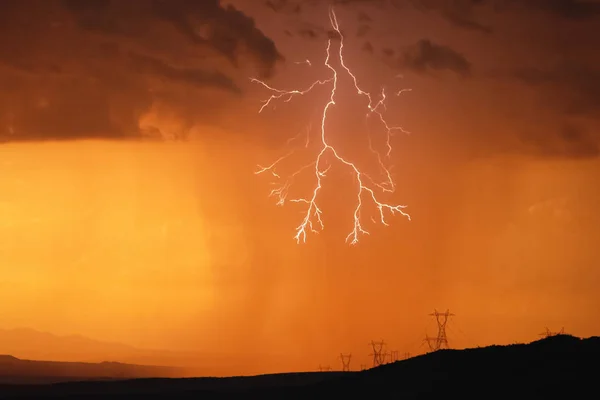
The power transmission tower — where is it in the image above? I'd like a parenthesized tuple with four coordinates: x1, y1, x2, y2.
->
(539, 327, 565, 338)
(369, 340, 386, 367)
(318, 364, 332, 372)
(339, 353, 352, 372)
(403, 352, 411, 359)
(390, 350, 399, 362)
(428, 309, 454, 350)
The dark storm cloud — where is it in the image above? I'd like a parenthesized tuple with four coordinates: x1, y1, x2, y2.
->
(407, 0, 600, 33)
(264, 0, 489, 34)
(63, 0, 282, 76)
(271, 0, 600, 34)
(509, 63, 600, 160)
(556, 124, 599, 159)
(333, 0, 384, 4)
(128, 53, 242, 94)
(520, 123, 599, 159)
(499, 0, 600, 19)
(0, 0, 282, 142)
(260, 0, 599, 161)
(390, 39, 472, 77)
(266, 0, 600, 19)
(407, 0, 493, 34)
(512, 65, 600, 117)
(266, 0, 388, 14)
(262, 0, 381, 43)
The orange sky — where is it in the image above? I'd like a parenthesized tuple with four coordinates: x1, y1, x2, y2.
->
(1, 137, 598, 373)
(0, 0, 599, 375)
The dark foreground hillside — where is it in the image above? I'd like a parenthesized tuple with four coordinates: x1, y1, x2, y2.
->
(0, 335, 597, 399)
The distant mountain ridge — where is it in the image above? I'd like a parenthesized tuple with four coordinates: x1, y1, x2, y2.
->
(0, 354, 183, 384)
(0, 328, 158, 364)
(0, 328, 299, 377)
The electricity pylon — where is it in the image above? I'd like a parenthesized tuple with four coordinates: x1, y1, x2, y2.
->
(428, 309, 454, 350)
(339, 353, 351, 372)
(369, 340, 386, 367)
(539, 327, 565, 338)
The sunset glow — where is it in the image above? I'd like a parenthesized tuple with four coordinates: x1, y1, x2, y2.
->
(0, 0, 598, 378)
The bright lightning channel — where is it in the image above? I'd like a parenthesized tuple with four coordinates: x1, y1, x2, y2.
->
(252, 7, 411, 245)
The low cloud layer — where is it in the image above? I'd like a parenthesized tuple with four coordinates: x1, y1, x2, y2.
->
(388, 39, 472, 77)
(0, 0, 282, 142)
(519, 123, 599, 159)
(512, 64, 600, 117)
(268, 0, 600, 35)
(0, 0, 597, 160)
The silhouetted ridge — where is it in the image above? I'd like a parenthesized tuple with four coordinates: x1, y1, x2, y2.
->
(548, 333, 599, 344)
(0, 336, 598, 398)
(0, 356, 184, 385)
(302, 334, 600, 397)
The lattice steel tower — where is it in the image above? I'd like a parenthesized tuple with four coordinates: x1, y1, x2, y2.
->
(369, 340, 386, 367)
(428, 309, 454, 350)
(340, 353, 352, 372)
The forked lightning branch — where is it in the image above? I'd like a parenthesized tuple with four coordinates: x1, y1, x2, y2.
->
(252, 7, 412, 245)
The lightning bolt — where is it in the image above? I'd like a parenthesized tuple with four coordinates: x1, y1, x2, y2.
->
(252, 7, 411, 245)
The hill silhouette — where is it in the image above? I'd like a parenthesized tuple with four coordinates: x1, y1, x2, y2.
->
(0, 355, 184, 384)
(0, 334, 596, 399)
(0, 328, 270, 376)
